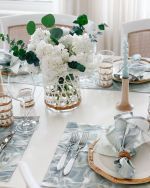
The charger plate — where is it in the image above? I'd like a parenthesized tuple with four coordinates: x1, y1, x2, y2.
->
(113, 59, 150, 84)
(88, 140, 150, 184)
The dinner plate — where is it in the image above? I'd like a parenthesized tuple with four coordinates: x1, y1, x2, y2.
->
(88, 141, 150, 184)
(113, 59, 150, 84)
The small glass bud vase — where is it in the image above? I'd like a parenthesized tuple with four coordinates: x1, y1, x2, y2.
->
(147, 96, 150, 122)
(0, 95, 14, 127)
(43, 73, 81, 112)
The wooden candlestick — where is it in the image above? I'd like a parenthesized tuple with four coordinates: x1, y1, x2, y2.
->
(116, 78, 133, 111)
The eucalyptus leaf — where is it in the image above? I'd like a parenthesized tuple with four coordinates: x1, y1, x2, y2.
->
(26, 21, 36, 35)
(50, 28, 63, 40)
(98, 23, 108, 31)
(26, 51, 40, 66)
(50, 36, 59, 45)
(17, 40, 24, 45)
(18, 48, 26, 60)
(68, 61, 85, 72)
(73, 14, 88, 26)
(41, 14, 55, 28)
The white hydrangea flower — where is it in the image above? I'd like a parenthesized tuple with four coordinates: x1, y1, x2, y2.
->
(28, 28, 50, 52)
(27, 27, 94, 79)
(72, 33, 93, 54)
(59, 34, 73, 50)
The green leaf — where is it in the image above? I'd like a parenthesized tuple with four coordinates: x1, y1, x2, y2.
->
(70, 26, 83, 36)
(13, 50, 19, 57)
(41, 14, 55, 28)
(68, 61, 86, 72)
(17, 40, 24, 45)
(50, 36, 59, 45)
(50, 28, 63, 40)
(26, 51, 40, 66)
(73, 14, 88, 26)
(26, 21, 36, 35)
(18, 48, 26, 60)
(76, 63, 85, 72)
(11, 45, 18, 52)
(98, 23, 108, 31)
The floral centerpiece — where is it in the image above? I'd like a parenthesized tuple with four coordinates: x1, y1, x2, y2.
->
(0, 14, 106, 111)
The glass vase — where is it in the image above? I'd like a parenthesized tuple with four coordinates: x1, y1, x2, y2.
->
(43, 73, 81, 112)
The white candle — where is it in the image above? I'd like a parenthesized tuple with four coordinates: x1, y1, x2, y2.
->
(122, 39, 129, 78)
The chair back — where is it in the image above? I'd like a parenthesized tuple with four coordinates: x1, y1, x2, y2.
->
(121, 19, 150, 58)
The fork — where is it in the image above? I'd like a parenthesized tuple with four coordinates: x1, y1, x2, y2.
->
(56, 131, 78, 170)
(63, 132, 89, 175)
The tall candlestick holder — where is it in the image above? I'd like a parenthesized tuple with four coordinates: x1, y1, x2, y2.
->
(116, 78, 133, 111)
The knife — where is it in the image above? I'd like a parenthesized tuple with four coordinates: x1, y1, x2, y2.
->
(0, 132, 15, 153)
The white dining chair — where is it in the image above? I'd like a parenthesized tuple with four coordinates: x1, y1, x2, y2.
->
(19, 161, 41, 188)
(0, 13, 94, 49)
(121, 19, 150, 58)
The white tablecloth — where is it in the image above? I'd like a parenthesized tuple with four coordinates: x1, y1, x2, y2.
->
(0, 86, 149, 188)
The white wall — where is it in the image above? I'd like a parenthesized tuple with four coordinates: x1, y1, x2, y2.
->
(0, 0, 59, 14)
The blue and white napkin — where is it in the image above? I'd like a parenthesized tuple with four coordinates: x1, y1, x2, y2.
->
(94, 114, 150, 179)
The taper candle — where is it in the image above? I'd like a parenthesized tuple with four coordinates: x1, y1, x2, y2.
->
(122, 39, 129, 78)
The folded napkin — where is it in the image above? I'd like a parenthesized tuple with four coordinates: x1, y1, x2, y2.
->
(94, 114, 150, 179)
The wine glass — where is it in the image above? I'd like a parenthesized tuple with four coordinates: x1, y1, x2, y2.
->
(7, 74, 37, 135)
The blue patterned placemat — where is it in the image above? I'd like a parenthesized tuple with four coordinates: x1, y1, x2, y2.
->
(0, 116, 39, 182)
(3, 72, 150, 93)
(42, 122, 150, 188)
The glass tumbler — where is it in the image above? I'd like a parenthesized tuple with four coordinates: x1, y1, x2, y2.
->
(99, 50, 114, 88)
(0, 95, 14, 127)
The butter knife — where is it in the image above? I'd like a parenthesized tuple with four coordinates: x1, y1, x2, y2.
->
(0, 132, 14, 153)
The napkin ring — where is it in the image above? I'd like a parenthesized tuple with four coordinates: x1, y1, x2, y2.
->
(119, 150, 131, 160)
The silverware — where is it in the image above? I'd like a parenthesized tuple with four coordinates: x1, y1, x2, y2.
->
(56, 131, 78, 171)
(0, 131, 15, 153)
(63, 132, 89, 175)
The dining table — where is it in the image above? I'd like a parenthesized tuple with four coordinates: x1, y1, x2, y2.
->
(0, 83, 149, 188)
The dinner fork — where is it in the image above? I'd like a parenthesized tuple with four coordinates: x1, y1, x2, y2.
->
(63, 132, 89, 175)
(56, 131, 78, 171)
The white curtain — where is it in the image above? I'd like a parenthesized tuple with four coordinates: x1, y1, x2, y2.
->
(59, 0, 150, 55)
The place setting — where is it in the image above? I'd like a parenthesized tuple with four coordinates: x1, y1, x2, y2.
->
(41, 111, 150, 188)
(113, 53, 150, 84)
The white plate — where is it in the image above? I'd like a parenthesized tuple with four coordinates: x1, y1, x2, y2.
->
(88, 141, 150, 184)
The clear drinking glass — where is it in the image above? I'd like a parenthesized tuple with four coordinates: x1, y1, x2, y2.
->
(7, 74, 36, 134)
(98, 50, 114, 88)
(0, 95, 14, 127)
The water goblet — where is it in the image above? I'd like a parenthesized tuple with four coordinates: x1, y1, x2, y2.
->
(7, 74, 37, 135)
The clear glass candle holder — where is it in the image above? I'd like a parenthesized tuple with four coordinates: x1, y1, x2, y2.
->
(0, 95, 14, 127)
(99, 50, 114, 88)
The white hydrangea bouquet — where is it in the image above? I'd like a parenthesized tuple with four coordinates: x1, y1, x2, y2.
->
(0, 14, 106, 111)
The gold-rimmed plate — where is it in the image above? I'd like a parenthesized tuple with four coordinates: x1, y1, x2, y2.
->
(113, 59, 150, 84)
(88, 141, 150, 184)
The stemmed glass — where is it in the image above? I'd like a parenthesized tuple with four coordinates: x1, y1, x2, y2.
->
(7, 73, 37, 135)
